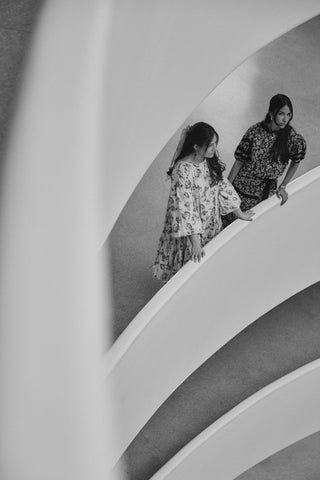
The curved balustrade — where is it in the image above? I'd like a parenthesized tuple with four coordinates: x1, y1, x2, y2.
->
(149, 359, 320, 480)
(105, 167, 320, 464)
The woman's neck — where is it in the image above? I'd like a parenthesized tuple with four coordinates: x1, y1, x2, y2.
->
(184, 153, 204, 165)
(266, 120, 280, 132)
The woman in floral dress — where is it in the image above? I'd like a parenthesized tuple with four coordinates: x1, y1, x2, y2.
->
(153, 122, 254, 283)
(227, 94, 307, 215)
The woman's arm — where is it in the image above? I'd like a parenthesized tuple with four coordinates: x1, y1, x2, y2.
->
(232, 207, 255, 221)
(229, 126, 254, 183)
(276, 160, 300, 206)
(173, 163, 203, 237)
(277, 132, 307, 206)
(189, 234, 205, 263)
(228, 159, 243, 183)
(279, 160, 299, 188)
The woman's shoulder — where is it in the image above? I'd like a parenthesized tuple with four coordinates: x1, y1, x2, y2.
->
(288, 125, 306, 145)
(251, 122, 264, 130)
(217, 175, 232, 188)
(172, 159, 197, 177)
(174, 159, 194, 170)
(242, 122, 265, 138)
(252, 121, 272, 134)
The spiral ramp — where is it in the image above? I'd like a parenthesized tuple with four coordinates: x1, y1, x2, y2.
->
(148, 360, 320, 480)
(107, 169, 320, 478)
(101, 2, 320, 479)
(1, 1, 320, 480)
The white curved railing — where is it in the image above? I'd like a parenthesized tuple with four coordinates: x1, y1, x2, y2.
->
(149, 359, 320, 480)
(105, 167, 320, 463)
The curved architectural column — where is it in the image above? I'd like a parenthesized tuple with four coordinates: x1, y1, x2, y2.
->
(0, 1, 114, 479)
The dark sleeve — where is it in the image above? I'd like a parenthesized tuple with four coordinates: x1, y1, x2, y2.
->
(234, 126, 254, 163)
(290, 133, 307, 164)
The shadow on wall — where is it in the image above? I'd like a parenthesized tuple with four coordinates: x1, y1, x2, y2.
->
(107, 14, 320, 341)
(0, 0, 43, 175)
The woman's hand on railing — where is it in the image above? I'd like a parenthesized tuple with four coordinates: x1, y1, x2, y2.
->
(276, 185, 288, 206)
(190, 234, 205, 262)
(233, 208, 255, 221)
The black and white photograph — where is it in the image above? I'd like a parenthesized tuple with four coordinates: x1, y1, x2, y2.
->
(0, 2, 320, 480)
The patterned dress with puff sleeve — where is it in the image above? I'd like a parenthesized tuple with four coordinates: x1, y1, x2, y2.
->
(232, 122, 307, 210)
(153, 159, 240, 282)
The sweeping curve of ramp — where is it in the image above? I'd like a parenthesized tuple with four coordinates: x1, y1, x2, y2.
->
(148, 359, 320, 480)
(105, 167, 320, 464)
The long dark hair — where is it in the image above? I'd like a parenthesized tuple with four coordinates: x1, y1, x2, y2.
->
(264, 93, 293, 165)
(167, 122, 225, 183)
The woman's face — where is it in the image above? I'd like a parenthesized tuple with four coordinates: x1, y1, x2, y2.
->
(271, 105, 292, 130)
(204, 135, 218, 158)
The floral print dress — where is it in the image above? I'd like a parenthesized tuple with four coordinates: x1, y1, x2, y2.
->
(232, 122, 307, 210)
(153, 160, 240, 282)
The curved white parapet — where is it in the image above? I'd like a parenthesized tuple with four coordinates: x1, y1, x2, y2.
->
(149, 359, 320, 480)
(105, 167, 320, 463)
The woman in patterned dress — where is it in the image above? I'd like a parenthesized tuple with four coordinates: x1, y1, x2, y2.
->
(227, 94, 307, 214)
(153, 122, 254, 283)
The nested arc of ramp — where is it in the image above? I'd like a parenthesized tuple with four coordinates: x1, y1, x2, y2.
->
(104, 167, 320, 464)
(149, 359, 320, 480)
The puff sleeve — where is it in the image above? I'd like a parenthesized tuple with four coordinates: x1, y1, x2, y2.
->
(289, 132, 307, 164)
(170, 163, 203, 237)
(234, 126, 254, 163)
(218, 177, 241, 216)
